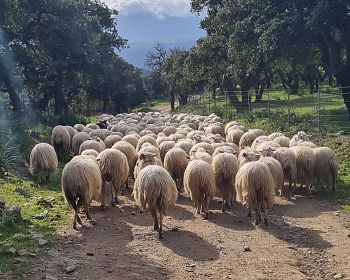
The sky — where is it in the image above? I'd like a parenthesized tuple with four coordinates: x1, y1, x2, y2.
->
(102, 0, 194, 19)
(100, 0, 205, 68)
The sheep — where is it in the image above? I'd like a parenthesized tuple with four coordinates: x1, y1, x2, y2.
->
(238, 148, 260, 167)
(265, 147, 297, 193)
(61, 155, 102, 229)
(212, 145, 237, 156)
(72, 132, 91, 155)
(64, 126, 78, 142)
(249, 128, 265, 137)
(224, 121, 240, 135)
(164, 148, 190, 194)
(205, 124, 224, 137)
(212, 153, 239, 212)
(134, 165, 178, 239)
(97, 149, 129, 208)
(89, 129, 108, 141)
(290, 145, 316, 196)
(183, 160, 216, 219)
(81, 149, 99, 158)
(139, 144, 161, 160)
(239, 131, 258, 151)
(297, 141, 317, 148)
(259, 157, 284, 195)
(163, 126, 177, 136)
(159, 141, 176, 162)
(174, 140, 194, 155)
(79, 139, 105, 155)
(190, 142, 214, 156)
(86, 123, 100, 130)
(136, 135, 159, 152)
(268, 132, 284, 140)
(191, 148, 213, 164)
(122, 135, 139, 149)
(74, 124, 85, 132)
(29, 143, 58, 182)
(51, 125, 71, 159)
(273, 136, 290, 147)
(255, 141, 281, 152)
(169, 133, 185, 142)
(226, 128, 244, 146)
(235, 161, 275, 226)
(104, 134, 122, 149)
(112, 141, 138, 179)
(289, 131, 311, 147)
(251, 136, 269, 150)
(134, 152, 163, 179)
(313, 147, 339, 191)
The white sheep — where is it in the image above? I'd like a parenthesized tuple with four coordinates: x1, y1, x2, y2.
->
(29, 143, 58, 182)
(183, 160, 216, 219)
(134, 165, 178, 239)
(314, 147, 339, 191)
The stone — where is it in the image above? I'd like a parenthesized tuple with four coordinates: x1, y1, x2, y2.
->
(171, 227, 180, 232)
(38, 238, 48, 246)
(5, 247, 17, 256)
(334, 274, 343, 279)
(130, 211, 136, 216)
(243, 246, 251, 252)
(5, 206, 21, 218)
(63, 264, 77, 274)
(18, 249, 29, 256)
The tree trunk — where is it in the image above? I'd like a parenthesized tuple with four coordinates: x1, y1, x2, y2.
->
(255, 83, 265, 103)
(179, 94, 188, 106)
(170, 91, 175, 111)
(53, 69, 66, 114)
(241, 80, 250, 111)
(221, 76, 241, 109)
(336, 73, 350, 116)
(3, 77, 22, 114)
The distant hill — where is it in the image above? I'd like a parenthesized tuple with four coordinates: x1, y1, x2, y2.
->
(116, 13, 205, 69)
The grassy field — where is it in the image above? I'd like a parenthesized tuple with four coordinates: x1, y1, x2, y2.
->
(132, 99, 169, 113)
(0, 164, 69, 278)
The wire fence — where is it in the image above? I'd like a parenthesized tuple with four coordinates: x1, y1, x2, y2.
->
(187, 86, 350, 135)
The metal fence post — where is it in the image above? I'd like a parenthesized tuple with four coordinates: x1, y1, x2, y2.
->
(225, 91, 228, 108)
(208, 91, 211, 111)
(267, 90, 270, 119)
(317, 87, 321, 135)
(287, 89, 291, 128)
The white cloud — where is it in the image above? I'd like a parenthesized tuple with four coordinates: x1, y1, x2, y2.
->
(101, 0, 192, 19)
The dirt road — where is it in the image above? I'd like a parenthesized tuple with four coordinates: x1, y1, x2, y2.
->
(22, 184, 350, 280)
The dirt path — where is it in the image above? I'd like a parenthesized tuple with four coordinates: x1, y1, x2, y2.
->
(23, 186, 350, 280)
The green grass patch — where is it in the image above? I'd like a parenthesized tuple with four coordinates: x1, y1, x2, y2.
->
(132, 99, 169, 112)
(0, 164, 69, 278)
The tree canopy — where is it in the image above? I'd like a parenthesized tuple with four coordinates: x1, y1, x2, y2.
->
(0, 0, 146, 120)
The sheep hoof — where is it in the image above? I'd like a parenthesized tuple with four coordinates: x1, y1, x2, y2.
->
(196, 210, 200, 214)
(247, 212, 252, 218)
(153, 224, 159, 231)
(204, 214, 209, 220)
(101, 205, 106, 211)
(159, 233, 163, 239)
(221, 208, 225, 213)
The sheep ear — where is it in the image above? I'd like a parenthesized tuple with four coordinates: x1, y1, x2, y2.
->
(152, 153, 157, 157)
(270, 147, 277, 151)
(242, 152, 248, 157)
(186, 155, 190, 159)
(139, 153, 145, 160)
(96, 158, 100, 162)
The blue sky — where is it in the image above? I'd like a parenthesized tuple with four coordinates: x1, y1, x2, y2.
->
(101, 0, 205, 68)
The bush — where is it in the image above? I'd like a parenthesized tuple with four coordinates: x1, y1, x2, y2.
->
(45, 113, 88, 127)
(0, 129, 18, 177)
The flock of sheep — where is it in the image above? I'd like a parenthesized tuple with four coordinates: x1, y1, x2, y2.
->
(29, 112, 339, 238)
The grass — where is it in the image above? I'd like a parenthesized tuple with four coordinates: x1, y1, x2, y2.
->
(0, 164, 69, 278)
(132, 99, 169, 113)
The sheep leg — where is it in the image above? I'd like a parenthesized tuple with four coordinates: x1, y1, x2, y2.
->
(221, 197, 225, 213)
(101, 182, 106, 210)
(204, 194, 209, 220)
(255, 207, 261, 225)
(159, 211, 163, 239)
(151, 209, 159, 231)
(111, 185, 116, 206)
(247, 209, 252, 217)
(73, 209, 80, 230)
(196, 200, 201, 214)
(263, 209, 268, 226)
